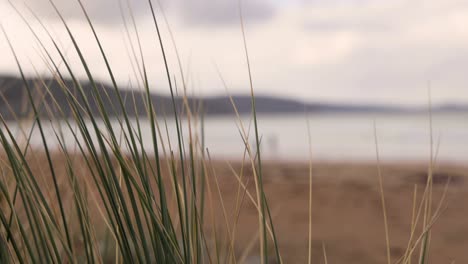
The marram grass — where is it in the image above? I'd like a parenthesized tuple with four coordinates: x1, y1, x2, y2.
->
(0, 0, 281, 263)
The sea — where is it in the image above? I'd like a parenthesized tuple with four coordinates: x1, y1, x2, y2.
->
(5, 111, 468, 163)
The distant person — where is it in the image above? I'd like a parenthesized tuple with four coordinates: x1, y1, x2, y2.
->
(268, 134, 278, 157)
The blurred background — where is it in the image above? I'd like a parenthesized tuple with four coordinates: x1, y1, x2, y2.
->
(1, 0, 468, 162)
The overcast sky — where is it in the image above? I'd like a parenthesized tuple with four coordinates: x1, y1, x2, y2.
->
(1, 0, 468, 105)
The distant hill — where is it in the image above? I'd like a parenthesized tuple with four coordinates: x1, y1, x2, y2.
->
(0, 75, 466, 120)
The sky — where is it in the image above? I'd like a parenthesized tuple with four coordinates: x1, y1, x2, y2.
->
(1, 0, 468, 105)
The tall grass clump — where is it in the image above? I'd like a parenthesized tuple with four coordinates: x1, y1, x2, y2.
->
(0, 0, 281, 263)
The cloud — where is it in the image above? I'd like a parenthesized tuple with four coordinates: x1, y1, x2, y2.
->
(8, 0, 150, 24)
(168, 0, 277, 26)
(9, 0, 276, 27)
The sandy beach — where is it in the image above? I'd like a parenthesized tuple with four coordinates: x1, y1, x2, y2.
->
(2, 152, 467, 263)
(213, 159, 468, 263)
